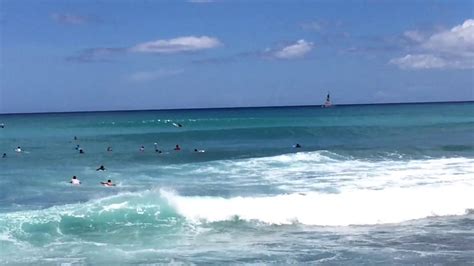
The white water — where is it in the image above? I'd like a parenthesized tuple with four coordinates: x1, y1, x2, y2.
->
(162, 152, 474, 226)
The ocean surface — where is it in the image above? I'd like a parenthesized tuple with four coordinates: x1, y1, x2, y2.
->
(1, 103, 473, 265)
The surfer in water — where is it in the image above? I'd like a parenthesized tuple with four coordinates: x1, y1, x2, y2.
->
(70, 176, 81, 185)
(174, 144, 181, 151)
(101, 179, 116, 187)
(293, 143, 302, 148)
(153, 143, 162, 153)
(194, 149, 205, 153)
(96, 165, 106, 171)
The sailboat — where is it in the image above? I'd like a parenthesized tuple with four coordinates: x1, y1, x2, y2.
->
(322, 92, 332, 108)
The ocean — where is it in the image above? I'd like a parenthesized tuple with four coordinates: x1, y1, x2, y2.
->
(0, 102, 473, 264)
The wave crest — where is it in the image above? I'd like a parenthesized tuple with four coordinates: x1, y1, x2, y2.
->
(161, 184, 474, 226)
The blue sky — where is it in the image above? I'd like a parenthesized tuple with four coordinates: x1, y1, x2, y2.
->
(1, 0, 473, 113)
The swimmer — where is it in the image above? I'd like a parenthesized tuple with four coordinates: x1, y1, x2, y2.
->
(2, 153, 6, 158)
(139, 145, 145, 152)
(75, 144, 80, 150)
(79, 148, 85, 154)
(70, 175, 81, 185)
(174, 144, 181, 151)
(100, 179, 116, 187)
(14, 146, 22, 153)
(96, 165, 106, 171)
(194, 149, 205, 153)
(154, 143, 162, 153)
(107, 146, 113, 152)
(293, 144, 302, 148)
(0, 123, 4, 128)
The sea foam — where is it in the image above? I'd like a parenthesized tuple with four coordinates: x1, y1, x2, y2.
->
(161, 183, 474, 226)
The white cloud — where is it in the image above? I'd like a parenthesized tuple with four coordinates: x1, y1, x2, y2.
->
(389, 54, 448, 69)
(272, 40, 313, 59)
(391, 19, 474, 70)
(128, 69, 183, 82)
(130, 36, 221, 54)
(403, 30, 425, 43)
(422, 19, 474, 57)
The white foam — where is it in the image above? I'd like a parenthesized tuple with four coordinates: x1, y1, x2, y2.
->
(161, 183, 474, 226)
(183, 151, 474, 193)
(101, 202, 129, 212)
(163, 152, 474, 225)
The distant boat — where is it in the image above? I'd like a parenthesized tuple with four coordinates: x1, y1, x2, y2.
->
(322, 92, 332, 108)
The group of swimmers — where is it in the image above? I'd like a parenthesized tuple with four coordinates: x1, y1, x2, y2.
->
(70, 175, 115, 187)
(69, 164, 114, 186)
(3, 131, 302, 187)
(73, 142, 203, 155)
(2, 147, 22, 157)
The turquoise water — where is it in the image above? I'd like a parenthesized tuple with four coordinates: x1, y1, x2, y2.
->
(1, 103, 473, 264)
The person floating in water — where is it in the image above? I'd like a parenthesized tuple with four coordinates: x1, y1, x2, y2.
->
(70, 176, 81, 185)
(153, 143, 162, 153)
(15, 146, 22, 153)
(2, 153, 6, 158)
(139, 145, 145, 152)
(100, 179, 116, 187)
(107, 146, 113, 152)
(96, 165, 106, 171)
(174, 144, 181, 151)
(293, 144, 302, 148)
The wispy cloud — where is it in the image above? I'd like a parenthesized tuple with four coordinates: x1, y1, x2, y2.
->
(193, 41, 314, 65)
(130, 36, 222, 54)
(390, 19, 474, 70)
(128, 69, 184, 82)
(51, 13, 95, 25)
(67, 36, 222, 63)
(300, 21, 324, 32)
(66, 48, 125, 63)
(389, 54, 450, 69)
(267, 40, 313, 59)
(403, 30, 425, 43)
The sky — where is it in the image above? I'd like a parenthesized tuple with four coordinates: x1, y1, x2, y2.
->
(0, 0, 473, 113)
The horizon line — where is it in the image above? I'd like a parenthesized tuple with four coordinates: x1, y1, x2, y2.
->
(1, 100, 473, 116)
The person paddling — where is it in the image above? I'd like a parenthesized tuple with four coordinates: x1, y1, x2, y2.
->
(100, 179, 116, 187)
(70, 176, 81, 185)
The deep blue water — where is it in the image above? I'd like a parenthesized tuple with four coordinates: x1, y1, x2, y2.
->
(1, 103, 473, 264)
